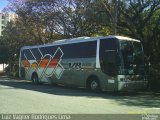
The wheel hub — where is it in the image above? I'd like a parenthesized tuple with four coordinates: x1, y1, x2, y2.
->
(91, 81, 98, 90)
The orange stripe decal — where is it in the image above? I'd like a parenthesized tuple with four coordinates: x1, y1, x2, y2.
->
(39, 59, 49, 68)
(22, 60, 30, 67)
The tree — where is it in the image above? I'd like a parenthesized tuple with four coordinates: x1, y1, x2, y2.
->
(0, 38, 10, 72)
(118, 0, 160, 61)
(0, 45, 9, 64)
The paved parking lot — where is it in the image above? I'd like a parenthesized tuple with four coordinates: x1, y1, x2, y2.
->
(0, 76, 160, 114)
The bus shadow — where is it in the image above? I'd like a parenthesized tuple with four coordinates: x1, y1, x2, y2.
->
(0, 76, 160, 108)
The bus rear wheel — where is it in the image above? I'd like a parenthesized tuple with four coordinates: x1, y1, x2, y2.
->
(88, 78, 100, 91)
(32, 73, 39, 85)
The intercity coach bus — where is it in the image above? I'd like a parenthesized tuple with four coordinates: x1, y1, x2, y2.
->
(19, 36, 148, 92)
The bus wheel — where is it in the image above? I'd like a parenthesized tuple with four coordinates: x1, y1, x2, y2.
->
(32, 73, 39, 85)
(89, 79, 100, 91)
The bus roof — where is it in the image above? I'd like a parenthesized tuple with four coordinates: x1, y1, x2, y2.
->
(22, 35, 140, 49)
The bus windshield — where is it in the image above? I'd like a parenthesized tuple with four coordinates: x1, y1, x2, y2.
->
(120, 40, 145, 75)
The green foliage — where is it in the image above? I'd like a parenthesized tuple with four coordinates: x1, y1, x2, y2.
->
(91, 27, 112, 37)
(0, 45, 9, 64)
(148, 64, 160, 91)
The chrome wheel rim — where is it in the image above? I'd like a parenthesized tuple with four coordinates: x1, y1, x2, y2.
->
(91, 81, 98, 90)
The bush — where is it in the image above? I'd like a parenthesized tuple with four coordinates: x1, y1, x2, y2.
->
(148, 64, 160, 91)
(5, 64, 19, 78)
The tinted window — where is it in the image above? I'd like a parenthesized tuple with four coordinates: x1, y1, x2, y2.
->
(21, 50, 25, 60)
(21, 41, 97, 60)
(21, 49, 35, 60)
(100, 38, 118, 60)
(61, 41, 97, 58)
(31, 48, 43, 60)
(99, 38, 119, 76)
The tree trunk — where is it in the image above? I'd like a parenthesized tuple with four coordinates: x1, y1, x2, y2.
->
(112, 0, 118, 35)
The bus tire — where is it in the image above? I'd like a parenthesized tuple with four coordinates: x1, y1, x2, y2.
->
(88, 77, 100, 91)
(32, 73, 39, 85)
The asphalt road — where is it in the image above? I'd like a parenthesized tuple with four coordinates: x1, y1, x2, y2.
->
(0, 76, 160, 114)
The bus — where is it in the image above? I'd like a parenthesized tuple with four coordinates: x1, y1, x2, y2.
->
(19, 35, 148, 92)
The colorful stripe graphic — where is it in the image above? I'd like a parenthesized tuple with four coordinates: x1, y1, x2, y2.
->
(44, 47, 64, 79)
(39, 59, 49, 68)
(22, 47, 64, 80)
(48, 59, 59, 68)
(22, 60, 30, 67)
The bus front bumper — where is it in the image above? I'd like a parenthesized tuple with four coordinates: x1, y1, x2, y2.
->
(118, 81, 148, 91)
